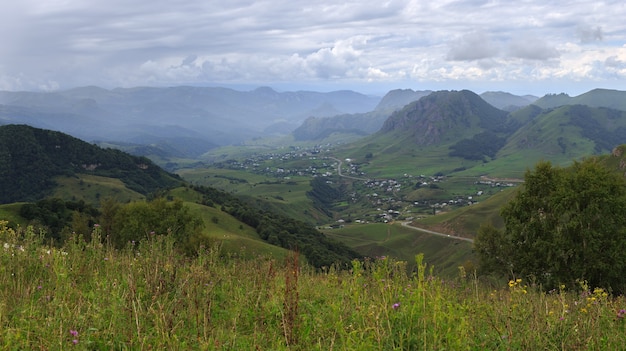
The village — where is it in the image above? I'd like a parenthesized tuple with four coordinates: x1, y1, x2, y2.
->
(208, 145, 518, 224)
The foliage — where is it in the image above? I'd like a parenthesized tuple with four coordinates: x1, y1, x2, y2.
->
(2, 224, 626, 349)
(0, 124, 182, 204)
(109, 197, 205, 253)
(19, 198, 99, 243)
(476, 159, 626, 292)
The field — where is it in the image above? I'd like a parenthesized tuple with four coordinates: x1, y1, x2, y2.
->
(323, 222, 474, 278)
(2, 221, 626, 350)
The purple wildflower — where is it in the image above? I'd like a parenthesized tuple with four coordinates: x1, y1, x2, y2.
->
(392, 302, 400, 310)
(617, 309, 626, 319)
(69, 329, 78, 337)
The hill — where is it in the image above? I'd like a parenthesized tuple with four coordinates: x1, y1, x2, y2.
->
(532, 88, 626, 111)
(488, 104, 626, 174)
(0, 124, 182, 203)
(379, 90, 509, 145)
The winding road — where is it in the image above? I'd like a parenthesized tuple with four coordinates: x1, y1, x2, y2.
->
(400, 221, 474, 243)
(328, 157, 369, 181)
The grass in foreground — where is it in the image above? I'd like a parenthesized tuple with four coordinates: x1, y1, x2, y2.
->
(1, 221, 626, 350)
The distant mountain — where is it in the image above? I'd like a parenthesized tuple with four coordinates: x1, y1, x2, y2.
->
(0, 124, 182, 203)
(532, 88, 626, 111)
(479, 91, 538, 111)
(291, 89, 431, 141)
(374, 89, 433, 111)
(338, 88, 626, 178)
(379, 90, 509, 146)
(0, 86, 381, 156)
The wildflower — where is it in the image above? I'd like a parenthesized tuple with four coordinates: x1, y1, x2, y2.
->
(72, 339, 78, 345)
(69, 330, 78, 337)
(93, 224, 100, 228)
(392, 303, 400, 310)
(617, 309, 626, 319)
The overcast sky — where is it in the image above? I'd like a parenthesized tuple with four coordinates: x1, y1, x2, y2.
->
(1, 0, 625, 96)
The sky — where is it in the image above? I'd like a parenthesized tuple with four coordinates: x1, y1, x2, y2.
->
(1, 0, 625, 96)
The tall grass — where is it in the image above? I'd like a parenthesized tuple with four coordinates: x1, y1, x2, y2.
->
(1, 220, 626, 350)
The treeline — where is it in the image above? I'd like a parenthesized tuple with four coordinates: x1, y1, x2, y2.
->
(192, 184, 360, 268)
(0, 124, 182, 203)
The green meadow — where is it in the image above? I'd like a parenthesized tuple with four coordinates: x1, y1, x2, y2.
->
(2, 221, 626, 350)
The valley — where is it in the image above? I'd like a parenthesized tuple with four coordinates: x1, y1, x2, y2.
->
(3, 86, 626, 276)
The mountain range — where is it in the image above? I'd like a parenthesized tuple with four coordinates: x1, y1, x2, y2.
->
(0, 86, 380, 157)
(3, 85, 626, 179)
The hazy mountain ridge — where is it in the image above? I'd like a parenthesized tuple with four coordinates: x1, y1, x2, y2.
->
(292, 89, 433, 141)
(0, 86, 381, 157)
(479, 91, 538, 111)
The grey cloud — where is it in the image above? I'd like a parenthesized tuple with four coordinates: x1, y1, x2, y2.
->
(605, 56, 625, 68)
(508, 38, 559, 60)
(446, 32, 499, 61)
(578, 25, 603, 43)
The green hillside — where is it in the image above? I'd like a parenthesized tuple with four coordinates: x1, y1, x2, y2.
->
(487, 105, 626, 177)
(0, 124, 182, 203)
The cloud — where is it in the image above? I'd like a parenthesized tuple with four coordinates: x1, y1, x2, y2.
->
(446, 31, 499, 61)
(577, 25, 603, 44)
(605, 55, 625, 68)
(508, 37, 560, 61)
(1, 0, 626, 94)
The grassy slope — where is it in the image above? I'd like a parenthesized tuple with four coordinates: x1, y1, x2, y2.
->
(339, 133, 480, 178)
(3, 229, 626, 350)
(52, 174, 146, 203)
(168, 186, 291, 261)
(324, 222, 474, 277)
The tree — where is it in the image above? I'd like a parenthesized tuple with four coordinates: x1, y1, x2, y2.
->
(476, 159, 626, 291)
(110, 198, 203, 251)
